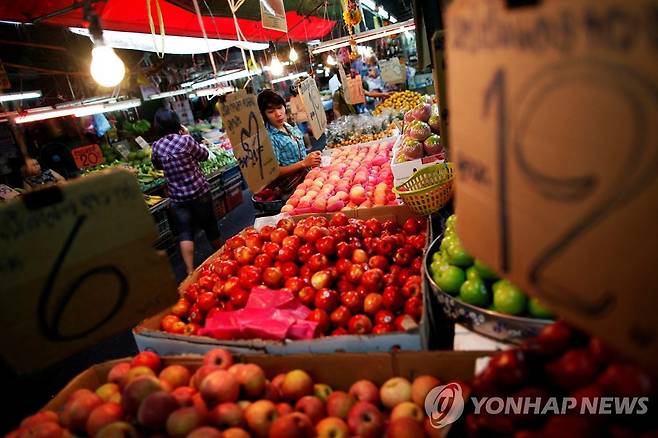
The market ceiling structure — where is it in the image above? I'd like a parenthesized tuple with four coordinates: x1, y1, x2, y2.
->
(0, 0, 337, 42)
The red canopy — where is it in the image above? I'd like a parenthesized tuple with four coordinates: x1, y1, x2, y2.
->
(0, 0, 335, 42)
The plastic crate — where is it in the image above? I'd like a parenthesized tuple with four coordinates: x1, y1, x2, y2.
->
(220, 164, 241, 185)
(225, 181, 244, 212)
(211, 186, 227, 219)
(150, 200, 172, 239)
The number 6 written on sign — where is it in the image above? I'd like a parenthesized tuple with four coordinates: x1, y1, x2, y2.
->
(38, 215, 129, 341)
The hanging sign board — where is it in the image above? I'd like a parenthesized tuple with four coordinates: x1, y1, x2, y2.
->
(299, 77, 327, 140)
(217, 90, 280, 193)
(379, 57, 406, 85)
(345, 74, 366, 105)
(446, 0, 658, 368)
(260, 0, 288, 32)
(71, 144, 105, 169)
(0, 169, 178, 372)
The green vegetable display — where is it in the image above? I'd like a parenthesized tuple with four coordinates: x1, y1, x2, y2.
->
(429, 214, 555, 319)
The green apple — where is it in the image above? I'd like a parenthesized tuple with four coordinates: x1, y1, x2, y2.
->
(465, 266, 481, 281)
(492, 280, 527, 315)
(434, 265, 466, 295)
(439, 234, 456, 253)
(432, 251, 444, 262)
(446, 240, 474, 267)
(459, 278, 490, 307)
(528, 297, 555, 319)
(445, 214, 457, 232)
(473, 259, 498, 281)
(430, 259, 448, 276)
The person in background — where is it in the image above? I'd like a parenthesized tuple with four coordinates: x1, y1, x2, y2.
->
(151, 108, 221, 275)
(21, 158, 65, 189)
(258, 89, 320, 176)
(288, 86, 312, 149)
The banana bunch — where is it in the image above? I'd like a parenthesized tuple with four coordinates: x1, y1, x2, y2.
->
(144, 195, 164, 207)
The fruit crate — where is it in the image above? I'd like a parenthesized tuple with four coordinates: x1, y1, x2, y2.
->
(220, 163, 241, 186)
(210, 185, 227, 219)
(390, 135, 446, 185)
(133, 206, 434, 356)
(149, 199, 172, 240)
(225, 180, 244, 213)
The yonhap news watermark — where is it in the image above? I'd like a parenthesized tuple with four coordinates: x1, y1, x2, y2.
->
(425, 383, 650, 429)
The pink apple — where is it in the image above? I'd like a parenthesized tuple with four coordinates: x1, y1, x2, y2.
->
(349, 380, 380, 405)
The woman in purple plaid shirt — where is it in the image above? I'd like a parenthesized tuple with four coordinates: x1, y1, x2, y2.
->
(151, 108, 221, 274)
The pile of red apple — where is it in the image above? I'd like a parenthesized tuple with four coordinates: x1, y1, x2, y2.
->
(281, 140, 398, 215)
(10, 349, 444, 438)
(161, 213, 427, 339)
(464, 321, 657, 437)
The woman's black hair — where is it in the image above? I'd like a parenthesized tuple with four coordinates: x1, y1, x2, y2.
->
(154, 108, 182, 137)
(257, 89, 286, 121)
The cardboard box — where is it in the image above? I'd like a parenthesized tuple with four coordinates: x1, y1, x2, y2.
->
(391, 135, 446, 185)
(44, 351, 490, 411)
(133, 206, 433, 355)
(446, 0, 658, 367)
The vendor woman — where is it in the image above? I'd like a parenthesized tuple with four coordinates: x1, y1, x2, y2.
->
(257, 89, 321, 177)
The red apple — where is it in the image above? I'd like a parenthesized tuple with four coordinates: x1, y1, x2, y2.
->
(269, 412, 314, 438)
(263, 242, 281, 259)
(197, 292, 219, 313)
(308, 254, 329, 272)
(262, 267, 284, 288)
(230, 289, 249, 309)
(331, 328, 348, 336)
(340, 291, 363, 313)
(336, 242, 353, 259)
(373, 236, 395, 256)
(305, 226, 329, 244)
(281, 370, 314, 401)
(260, 225, 275, 241)
(131, 352, 161, 373)
(171, 386, 196, 407)
(348, 314, 372, 335)
(166, 407, 204, 438)
(345, 264, 364, 284)
(316, 417, 350, 438)
(277, 218, 295, 234)
(329, 212, 349, 227)
(121, 376, 163, 415)
(107, 363, 131, 386)
(226, 236, 246, 250)
(326, 391, 355, 420)
(382, 286, 404, 311)
(314, 289, 339, 312)
(349, 380, 379, 405)
(239, 265, 262, 289)
(282, 235, 302, 251)
(235, 246, 257, 265)
(401, 276, 422, 298)
(171, 299, 191, 318)
(372, 323, 395, 334)
(335, 279, 355, 294)
(597, 363, 654, 397)
(295, 395, 326, 425)
(402, 218, 421, 235)
(404, 296, 423, 322)
(347, 402, 384, 438)
(294, 224, 309, 239)
(316, 236, 337, 256)
(159, 365, 192, 390)
(245, 234, 263, 250)
(223, 276, 242, 296)
(390, 401, 424, 423)
(387, 417, 424, 438)
(254, 254, 273, 269)
(277, 246, 297, 263)
(297, 286, 316, 307)
(270, 228, 289, 245)
(276, 403, 294, 416)
(86, 403, 124, 437)
(223, 427, 251, 438)
(393, 248, 414, 266)
(280, 262, 298, 278)
(330, 306, 352, 328)
(244, 400, 279, 437)
(351, 249, 369, 264)
(199, 370, 240, 406)
(306, 309, 330, 335)
(137, 391, 178, 431)
(361, 269, 384, 292)
(297, 244, 315, 264)
(230, 363, 267, 399)
(368, 255, 388, 271)
(216, 261, 239, 281)
(186, 427, 223, 438)
(311, 270, 333, 290)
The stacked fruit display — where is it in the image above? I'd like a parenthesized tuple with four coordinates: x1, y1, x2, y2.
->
(395, 104, 444, 164)
(428, 215, 553, 319)
(327, 130, 395, 149)
(373, 91, 425, 115)
(161, 214, 427, 338)
(464, 321, 657, 437)
(281, 140, 398, 215)
(326, 110, 399, 149)
(9, 350, 443, 438)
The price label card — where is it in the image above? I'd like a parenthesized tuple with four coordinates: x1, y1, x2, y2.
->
(0, 169, 177, 372)
(379, 57, 406, 85)
(0, 184, 20, 201)
(71, 144, 104, 169)
(299, 77, 327, 140)
(135, 136, 150, 151)
(217, 90, 280, 193)
(113, 140, 131, 159)
(446, 0, 658, 368)
(259, 0, 288, 32)
(345, 74, 366, 105)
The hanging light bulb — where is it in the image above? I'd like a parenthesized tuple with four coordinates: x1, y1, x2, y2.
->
(326, 54, 337, 66)
(90, 44, 126, 87)
(270, 55, 284, 76)
(289, 47, 299, 62)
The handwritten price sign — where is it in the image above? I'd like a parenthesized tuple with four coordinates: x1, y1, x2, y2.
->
(299, 77, 327, 140)
(447, 0, 658, 368)
(217, 90, 279, 193)
(0, 169, 177, 372)
(71, 144, 104, 169)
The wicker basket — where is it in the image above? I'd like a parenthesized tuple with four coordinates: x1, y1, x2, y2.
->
(392, 163, 454, 215)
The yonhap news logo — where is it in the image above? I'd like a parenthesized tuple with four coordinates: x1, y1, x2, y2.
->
(425, 382, 650, 430)
(425, 383, 465, 429)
